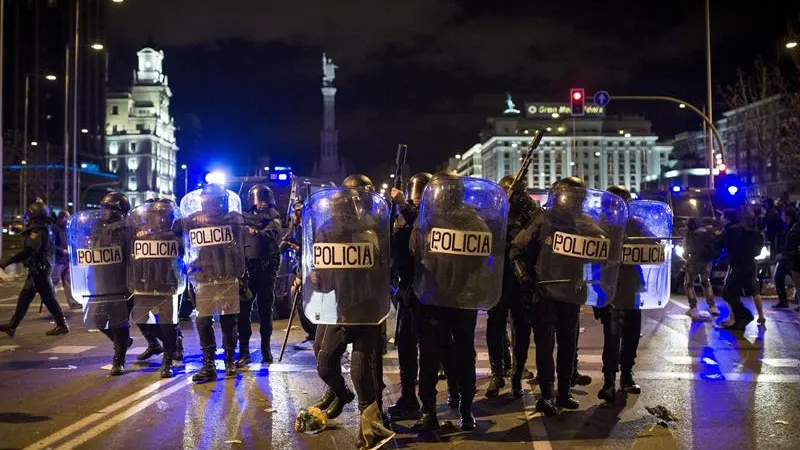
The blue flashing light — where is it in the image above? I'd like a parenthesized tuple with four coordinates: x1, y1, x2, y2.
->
(205, 171, 227, 185)
(671, 185, 682, 193)
(278, 173, 288, 181)
(273, 166, 291, 171)
(727, 185, 739, 195)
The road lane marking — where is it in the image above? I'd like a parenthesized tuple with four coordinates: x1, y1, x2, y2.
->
(54, 378, 193, 450)
(40, 345, 95, 354)
(22, 376, 185, 450)
(761, 358, 800, 368)
(669, 299, 690, 310)
(0, 344, 20, 352)
(578, 354, 603, 364)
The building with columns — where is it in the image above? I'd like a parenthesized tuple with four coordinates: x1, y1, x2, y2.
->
(453, 100, 672, 192)
(105, 46, 178, 207)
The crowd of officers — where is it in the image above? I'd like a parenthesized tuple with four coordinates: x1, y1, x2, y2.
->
(0, 168, 780, 450)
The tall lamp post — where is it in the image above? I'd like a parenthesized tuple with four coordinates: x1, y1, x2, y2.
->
(21, 73, 58, 211)
(180, 164, 188, 199)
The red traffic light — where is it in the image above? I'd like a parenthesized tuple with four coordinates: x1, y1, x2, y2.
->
(717, 163, 727, 173)
(569, 88, 585, 116)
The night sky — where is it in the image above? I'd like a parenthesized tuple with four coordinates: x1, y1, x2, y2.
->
(107, 0, 799, 182)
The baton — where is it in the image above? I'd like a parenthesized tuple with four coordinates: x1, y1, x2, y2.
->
(278, 287, 302, 362)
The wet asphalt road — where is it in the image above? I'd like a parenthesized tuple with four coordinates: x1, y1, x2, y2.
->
(0, 279, 799, 450)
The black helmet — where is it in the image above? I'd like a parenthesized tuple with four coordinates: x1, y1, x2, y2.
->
(201, 183, 229, 215)
(552, 177, 585, 190)
(56, 210, 71, 223)
(342, 174, 374, 191)
(499, 175, 526, 193)
(247, 184, 275, 211)
(330, 188, 362, 218)
(144, 197, 159, 203)
(405, 172, 432, 204)
(24, 199, 51, 225)
(607, 185, 632, 204)
(100, 192, 131, 215)
(430, 170, 463, 209)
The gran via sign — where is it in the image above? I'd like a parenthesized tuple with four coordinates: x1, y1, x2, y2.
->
(525, 103, 605, 118)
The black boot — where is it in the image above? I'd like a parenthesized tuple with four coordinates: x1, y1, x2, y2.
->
(45, 323, 70, 336)
(235, 341, 251, 368)
(511, 370, 524, 399)
(459, 401, 476, 431)
(447, 382, 460, 409)
(485, 374, 505, 398)
(598, 375, 616, 403)
(412, 404, 440, 432)
(160, 352, 174, 379)
(557, 383, 580, 410)
(388, 392, 421, 421)
(571, 371, 592, 387)
(324, 389, 355, 419)
(620, 371, 641, 394)
(224, 349, 236, 377)
(174, 335, 184, 361)
(0, 322, 16, 337)
(262, 345, 274, 364)
(312, 387, 336, 410)
(192, 348, 218, 383)
(110, 332, 128, 376)
(535, 383, 559, 416)
(137, 340, 163, 361)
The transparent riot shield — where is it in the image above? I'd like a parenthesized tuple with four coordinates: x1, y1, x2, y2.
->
(67, 210, 131, 329)
(180, 186, 245, 317)
(614, 200, 673, 309)
(127, 201, 186, 324)
(301, 187, 391, 325)
(536, 187, 627, 307)
(413, 177, 508, 310)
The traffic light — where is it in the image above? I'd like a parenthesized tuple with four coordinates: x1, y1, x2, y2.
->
(570, 88, 585, 116)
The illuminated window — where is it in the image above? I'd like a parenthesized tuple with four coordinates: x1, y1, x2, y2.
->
(109, 158, 118, 172)
(128, 176, 137, 191)
(109, 141, 119, 155)
(128, 157, 139, 170)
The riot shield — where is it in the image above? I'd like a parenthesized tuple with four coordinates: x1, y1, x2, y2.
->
(301, 187, 391, 325)
(413, 177, 508, 310)
(127, 201, 186, 324)
(180, 186, 245, 317)
(614, 200, 672, 309)
(67, 210, 131, 329)
(536, 187, 627, 307)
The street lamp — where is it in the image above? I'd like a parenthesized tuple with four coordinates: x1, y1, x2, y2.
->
(21, 73, 58, 210)
(30, 141, 38, 146)
(80, 128, 88, 134)
(679, 103, 686, 108)
(787, 41, 798, 49)
(180, 164, 188, 196)
(90, 43, 104, 51)
(45, 74, 57, 81)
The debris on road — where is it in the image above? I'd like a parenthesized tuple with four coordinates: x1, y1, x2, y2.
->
(645, 405, 679, 427)
(775, 420, 789, 425)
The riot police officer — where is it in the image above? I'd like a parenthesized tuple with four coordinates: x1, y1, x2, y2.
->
(181, 183, 246, 383)
(485, 175, 537, 398)
(128, 198, 186, 378)
(387, 172, 431, 420)
(304, 182, 394, 449)
(509, 177, 626, 415)
(412, 170, 508, 431)
(0, 199, 69, 337)
(597, 186, 644, 401)
(343, 174, 376, 192)
(239, 184, 282, 366)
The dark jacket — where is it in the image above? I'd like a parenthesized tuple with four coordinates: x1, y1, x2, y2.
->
(53, 223, 69, 265)
(391, 203, 418, 287)
(0, 224, 53, 274)
(243, 207, 282, 264)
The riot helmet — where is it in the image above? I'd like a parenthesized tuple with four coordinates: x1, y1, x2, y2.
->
(687, 217, 700, 231)
(342, 174, 374, 191)
(200, 183, 229, 215)
(330, 188, 362, 219)
(405, 172, 432, 205)
(607, 185, 632, 204)
(430, 170, 464, 210)
(247, 184, 276, 212)
(100, 192, 131, 221)
(552, 177, 586, 190)
(56, 210, 71, 227)
(499, 175, 526, 194)
(24, 198, 51, 226)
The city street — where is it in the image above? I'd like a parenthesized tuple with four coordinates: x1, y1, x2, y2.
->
(0, 280, 798, 450)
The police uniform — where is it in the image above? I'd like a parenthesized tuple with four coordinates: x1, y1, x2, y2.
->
(486, 175, 537, 398)
(182, 184, 246, 383)
(717, 210, 759, 330)
(305, 181, 394, 450)
(239, 184, 282, 366)
(0, 200, 69, 337)
(509, 177, 616, 415)
(596, 186, 643, 402)
(387, 172, 431, 420)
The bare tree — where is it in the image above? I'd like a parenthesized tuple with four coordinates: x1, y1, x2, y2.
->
(721, 60, 800, 188)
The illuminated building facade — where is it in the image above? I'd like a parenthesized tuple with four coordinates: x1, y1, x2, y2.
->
(105, 47, 178, 207)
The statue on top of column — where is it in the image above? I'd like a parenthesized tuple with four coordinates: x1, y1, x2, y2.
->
(322, 53, 338, 87)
